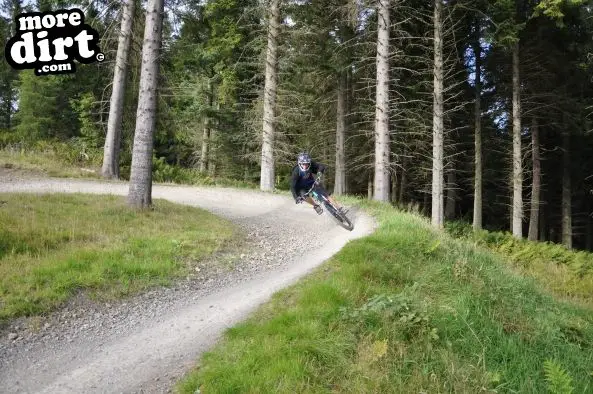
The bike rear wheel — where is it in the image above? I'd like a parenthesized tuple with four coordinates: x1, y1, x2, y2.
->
(323, 200, 354, 231)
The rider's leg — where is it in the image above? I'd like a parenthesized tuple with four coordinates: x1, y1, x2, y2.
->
(327, 195, 342, 208)
(298, 189, 316, 207)
(319, 185, 344, 209)
(299, 190, 322, 214)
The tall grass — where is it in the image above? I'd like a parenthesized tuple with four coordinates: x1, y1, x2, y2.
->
(0, 142, 102, 178)
(445, 221, 593, 309)
(176, 200, 593, 393)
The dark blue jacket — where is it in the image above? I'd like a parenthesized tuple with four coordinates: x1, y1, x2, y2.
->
(290, 160, 326, 201)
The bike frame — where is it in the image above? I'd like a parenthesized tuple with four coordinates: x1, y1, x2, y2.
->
(302, 175, 327, 204)
(301, 173, 354, 231)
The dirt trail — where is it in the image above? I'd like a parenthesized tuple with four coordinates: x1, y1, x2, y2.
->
(0, 177, 375, 393)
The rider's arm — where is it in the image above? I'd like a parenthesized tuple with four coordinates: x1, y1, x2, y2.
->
(312, 161, 326, 174)
(290, 167, 299, 200)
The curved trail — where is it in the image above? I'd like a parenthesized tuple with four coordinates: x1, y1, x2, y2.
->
(0, 178, 375, 393)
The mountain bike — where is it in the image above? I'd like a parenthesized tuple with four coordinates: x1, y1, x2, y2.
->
(301, 174, 354, 231)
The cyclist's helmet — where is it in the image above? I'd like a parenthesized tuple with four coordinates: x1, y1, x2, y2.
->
(297, 152, 311, 174)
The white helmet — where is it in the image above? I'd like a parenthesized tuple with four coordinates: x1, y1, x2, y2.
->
(297, 152, 311, 173)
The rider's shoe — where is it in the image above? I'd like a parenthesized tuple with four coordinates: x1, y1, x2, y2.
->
(313, 204, 323, 215)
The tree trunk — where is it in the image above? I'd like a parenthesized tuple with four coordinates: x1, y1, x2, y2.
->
(200, 79, 213, 173)
(208, 129, 216, 177)
(373, 0, 390, 202)
(472, 25, 482, 231)
(4, 0, 21, 129)
(8, 0, 22, 36)
(431, 0, 444, 229)
(586, 199, 592, 251)
(260, 0, 280, 191)
(334, 72, 347, 195)
(208, 100, 220, 177)
(367, 175, 373, 199)
(4, 95, 10, 129)
(539, 193, 547, 241)
(391, 168, 398, 204)
(102, 0, 135, 179)
(528, 117, 541, 241)
(511, 41, 523, 238)
(399, 149, 406, 204)
(445, 170, 456, 221)
(127, 0, 164, 209)
(4, 78, 14, 129)
(562, 128, 572, 248)
(242, 144, 250, 181)
(200, 122, 210, 173)
(399, 166, 406, 204)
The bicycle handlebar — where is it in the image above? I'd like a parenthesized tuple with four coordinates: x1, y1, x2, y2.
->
(303, 172, 323, 197)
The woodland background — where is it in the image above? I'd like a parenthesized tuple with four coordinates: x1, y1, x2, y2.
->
(1, 0, 593, 251)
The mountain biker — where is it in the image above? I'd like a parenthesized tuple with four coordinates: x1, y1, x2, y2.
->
(290, 152, 344, 215)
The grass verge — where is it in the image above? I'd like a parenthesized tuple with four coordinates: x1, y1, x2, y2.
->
(0, 146, 101, 178)
(0, 193, 237, 321)
(445, 221, 593, 310)
(176, 198, 593, 393)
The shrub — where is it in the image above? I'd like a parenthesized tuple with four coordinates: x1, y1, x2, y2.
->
(445, 221, 593, 298)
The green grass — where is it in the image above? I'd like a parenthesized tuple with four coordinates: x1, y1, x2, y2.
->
(0, 193, 238, 321)
(176, 199, 593, 394)
(445, 221, 593, 310)
(0, 146, 259, 189)
(0, 145, 102, 178)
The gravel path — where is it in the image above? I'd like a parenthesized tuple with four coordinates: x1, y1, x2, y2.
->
(0, 171, 375, 393)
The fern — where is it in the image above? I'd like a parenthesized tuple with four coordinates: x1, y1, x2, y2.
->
(543, 359, 574, 394)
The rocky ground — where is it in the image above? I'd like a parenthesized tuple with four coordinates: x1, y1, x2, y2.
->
(0, 168, 374, 393)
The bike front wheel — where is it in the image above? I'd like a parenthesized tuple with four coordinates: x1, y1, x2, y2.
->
(323, 200, 354, 231)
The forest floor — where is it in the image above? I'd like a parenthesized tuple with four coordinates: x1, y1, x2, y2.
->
(0, 168, 376, 393)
